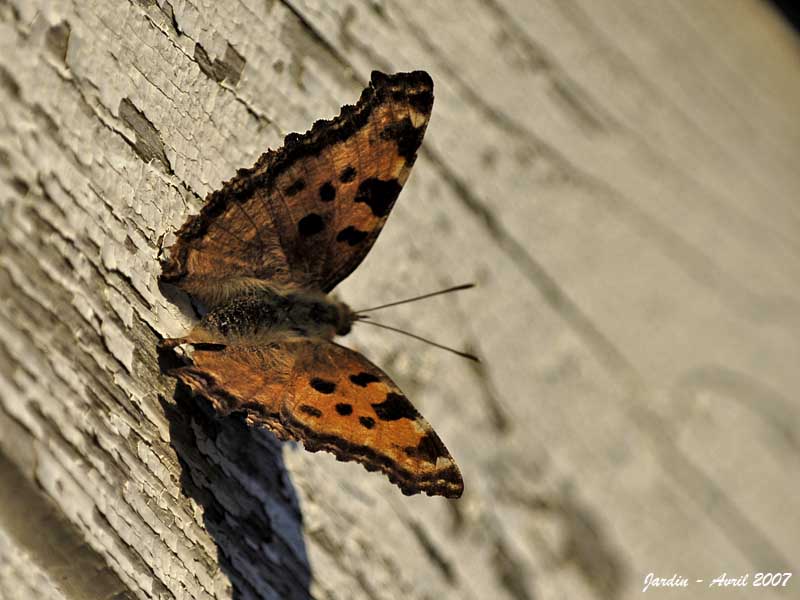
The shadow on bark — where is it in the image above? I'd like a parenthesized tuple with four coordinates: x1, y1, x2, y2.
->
(160, 376, 312, 599)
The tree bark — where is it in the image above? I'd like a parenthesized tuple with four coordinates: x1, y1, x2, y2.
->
(1, 1, 799, 599)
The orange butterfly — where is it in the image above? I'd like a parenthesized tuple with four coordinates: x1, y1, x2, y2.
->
(160, 71, 464, 498)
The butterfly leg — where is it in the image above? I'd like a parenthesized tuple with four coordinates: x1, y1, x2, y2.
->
(157, 336, 188, 350)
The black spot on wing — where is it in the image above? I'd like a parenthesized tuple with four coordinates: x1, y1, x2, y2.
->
(310, 378, 336, 394)
(319, 181, 336, 202)
(298, 213, 325, 236)
(359, 416, 375, 429)
(336, 226, 368, 246)
(350, 372, 381, 387)
(354, 178, 401, 218)
(371, 392, 418, 421)
(299, 404, 322, 417)
(335, 403, 353, 416)
(285, 178, 305, 196)
(404, 432, 447, 464)
(408, 90, 434, 115)
(380, 117, 425, 164)
(339, 165, 356, 183)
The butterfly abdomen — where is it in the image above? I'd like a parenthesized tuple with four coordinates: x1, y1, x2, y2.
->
(195, 287, 353, 343)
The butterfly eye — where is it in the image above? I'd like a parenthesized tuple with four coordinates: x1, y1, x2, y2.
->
(334, 303, 355, 336)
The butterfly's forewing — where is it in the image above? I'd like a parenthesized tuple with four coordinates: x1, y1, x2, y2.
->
(161, 71, 434, 303)
(168, 339, 463, 498)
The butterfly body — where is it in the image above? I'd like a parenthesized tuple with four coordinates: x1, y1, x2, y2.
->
(160, 71, 464, 498)
(185, 288, 354, 345)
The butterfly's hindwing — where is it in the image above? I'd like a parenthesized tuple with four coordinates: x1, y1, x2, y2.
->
(167, 339, 463, 498)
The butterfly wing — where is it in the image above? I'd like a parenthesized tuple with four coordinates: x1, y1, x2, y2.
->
(161, 71, 434, 304)
(166, 338, 463, 498)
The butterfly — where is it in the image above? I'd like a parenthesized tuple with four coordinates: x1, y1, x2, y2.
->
(159, 71, 464, 498)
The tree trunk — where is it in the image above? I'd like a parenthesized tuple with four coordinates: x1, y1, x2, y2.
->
(2, 1, 799, 599)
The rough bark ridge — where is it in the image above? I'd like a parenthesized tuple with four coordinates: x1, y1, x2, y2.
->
(1, 1, 799, 599)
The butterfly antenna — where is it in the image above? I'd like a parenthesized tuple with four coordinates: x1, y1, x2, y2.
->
(355, 283, 475, 314)
(356, 318, 480, 362)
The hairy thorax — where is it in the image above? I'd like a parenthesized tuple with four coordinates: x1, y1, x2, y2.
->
(187, 286, 355, 345)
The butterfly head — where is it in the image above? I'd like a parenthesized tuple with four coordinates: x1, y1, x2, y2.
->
(334, 301, 357, 336)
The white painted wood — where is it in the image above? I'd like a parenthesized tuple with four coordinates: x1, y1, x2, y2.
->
(1, 1, 798, 598)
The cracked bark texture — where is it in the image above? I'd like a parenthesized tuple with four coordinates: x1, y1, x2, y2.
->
(1, 1, 799, 599)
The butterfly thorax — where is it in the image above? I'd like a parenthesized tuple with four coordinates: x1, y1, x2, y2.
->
(192, 287, 354, 344)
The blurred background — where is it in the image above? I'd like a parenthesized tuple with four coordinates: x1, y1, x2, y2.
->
(1, 1, 798, 599)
